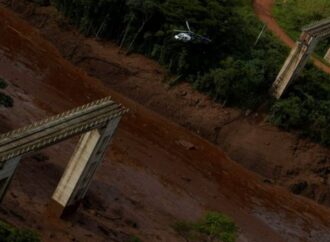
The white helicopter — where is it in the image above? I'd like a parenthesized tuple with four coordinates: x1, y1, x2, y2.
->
(174, 21, 212, 44)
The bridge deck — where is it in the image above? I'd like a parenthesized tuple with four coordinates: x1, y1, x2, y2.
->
(302, 18, 330, 38)
(0, 97, 128, 165)
(302, 18, 330, 32)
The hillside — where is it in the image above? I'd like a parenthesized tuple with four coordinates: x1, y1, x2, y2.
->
(34, 0, 330, 147)
(0, 1, 329, 242)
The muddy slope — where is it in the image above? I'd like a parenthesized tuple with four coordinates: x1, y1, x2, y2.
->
(2, 0, 329, 207)
(0, 4, 330, 242)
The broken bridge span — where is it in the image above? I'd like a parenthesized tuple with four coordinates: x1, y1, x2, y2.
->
(0, 97, 128, 217)
(271, 18, 330, 99)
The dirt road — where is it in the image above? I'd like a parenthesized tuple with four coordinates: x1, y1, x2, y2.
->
(0, 5, 330, 242)
(253, 0, 330, 74)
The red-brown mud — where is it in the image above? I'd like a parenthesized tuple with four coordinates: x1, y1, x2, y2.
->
(0, 5, 329, 242)
(3, 0, 329, 207)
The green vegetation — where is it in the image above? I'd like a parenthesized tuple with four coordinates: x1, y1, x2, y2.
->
(128, 235, 142, 242)
(49, 0, 287, 108)
(273, 0, 330, 38)
(270, 64, 330, 145)
(272, 0, 330, 145)
(273, 0, 330, 55)
(51, 0, 246, 76)
(0, 78, 13, 108)
(173, 212, 238, 242)
(48, 0, 330, 145)
(0, 221, 40, 242)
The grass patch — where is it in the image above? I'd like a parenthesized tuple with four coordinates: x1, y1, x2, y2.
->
(172, 212, 238, 242)
(273, 0, 330, 56)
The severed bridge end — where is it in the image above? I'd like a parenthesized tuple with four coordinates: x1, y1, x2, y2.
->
(0, 97, 128, 217)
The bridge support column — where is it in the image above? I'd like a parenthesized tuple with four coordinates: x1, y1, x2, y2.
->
(50, 117, 121, 217)
(0, 156, 21, 202)
(324, 47, 330, 63)
(271, 34, 318, 99)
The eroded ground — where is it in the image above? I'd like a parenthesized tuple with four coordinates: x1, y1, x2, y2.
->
(0, 3, 329, 242)
(2, 0, 329, 207)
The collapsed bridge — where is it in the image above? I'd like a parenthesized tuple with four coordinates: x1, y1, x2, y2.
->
(0, 97, 128, 217)
(271, 18, 330, 99)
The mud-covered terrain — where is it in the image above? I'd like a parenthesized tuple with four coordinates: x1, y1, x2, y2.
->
(0, 3, 329, 242)
(2, 0, 329, 207)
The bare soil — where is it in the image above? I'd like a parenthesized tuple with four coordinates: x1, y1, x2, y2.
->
(3, 0, 329, 207)
(0, 2, 329, 242)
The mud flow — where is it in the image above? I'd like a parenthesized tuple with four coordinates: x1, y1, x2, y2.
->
(0, 2, 329, 242)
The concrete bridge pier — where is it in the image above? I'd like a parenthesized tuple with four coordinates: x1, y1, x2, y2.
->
(272, 18, 330, 99)
(271, 34, 318, 99)
(0, 156, 21, 202)
(324, 47, 330, 63)
(0, 97, 127, 217)
(50, 117, 121, 217)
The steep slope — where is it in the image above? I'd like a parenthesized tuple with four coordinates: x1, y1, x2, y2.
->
(0, 6, 329, 242)
(2, 0, 329, 208)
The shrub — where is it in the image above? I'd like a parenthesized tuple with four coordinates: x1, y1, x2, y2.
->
(270, 63, 330, 146)
(173, 212, 238, 242)
(0, 221, 40, 242)
(128, 235, 142, 242)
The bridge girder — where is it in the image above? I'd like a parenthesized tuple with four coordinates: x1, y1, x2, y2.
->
(0, 97, 128, 217)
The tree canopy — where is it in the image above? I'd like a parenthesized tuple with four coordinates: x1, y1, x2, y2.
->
(49, 0, 330, 146)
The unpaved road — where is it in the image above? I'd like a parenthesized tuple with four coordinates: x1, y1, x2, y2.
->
(0, 5, 330, 242)
(253, 0, 330, 74)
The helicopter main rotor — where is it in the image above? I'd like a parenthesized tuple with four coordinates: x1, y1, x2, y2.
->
(173, 21, 211, 44)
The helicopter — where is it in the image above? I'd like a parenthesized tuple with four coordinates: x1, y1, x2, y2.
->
(174, 21, 212, 44)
